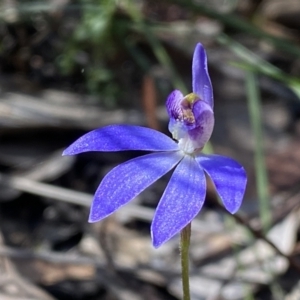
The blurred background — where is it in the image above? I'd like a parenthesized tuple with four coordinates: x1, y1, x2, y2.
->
(0, 0, 300, 299)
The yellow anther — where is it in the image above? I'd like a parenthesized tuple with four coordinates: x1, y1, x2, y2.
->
(182, 93, 200, 107)
(180, 93, 200, 124)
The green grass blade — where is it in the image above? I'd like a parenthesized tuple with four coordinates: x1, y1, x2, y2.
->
(218, 34, 300, 100)
(246, 71, 271, 232)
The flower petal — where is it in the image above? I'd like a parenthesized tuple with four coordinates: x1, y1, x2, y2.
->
(151, 155, 206, 248)
(166, 89, 184, 120)
(186, 99, 214, 149)
(63, 125, 179, 155)
(89, 151, 183, 222)
(192, 43, 214, 108)
(197, 155, 247, 214)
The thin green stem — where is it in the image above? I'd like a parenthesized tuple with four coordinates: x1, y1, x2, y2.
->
(180, 223, 191, 300)
(246, 71, 271, 232)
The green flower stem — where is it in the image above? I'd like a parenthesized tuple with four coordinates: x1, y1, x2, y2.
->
(180, 223, 191, 300)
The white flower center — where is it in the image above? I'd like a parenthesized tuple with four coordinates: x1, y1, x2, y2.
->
(178, 136, 200, 155)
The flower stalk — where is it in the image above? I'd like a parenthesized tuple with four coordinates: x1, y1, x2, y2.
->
(180, 223, 191, 300)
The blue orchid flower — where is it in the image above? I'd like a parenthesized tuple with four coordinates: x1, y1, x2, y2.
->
(63, 43, 247, 248)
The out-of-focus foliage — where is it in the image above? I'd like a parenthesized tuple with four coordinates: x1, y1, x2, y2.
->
(1, 0, 300, 108)
(58, 0, 124, 105)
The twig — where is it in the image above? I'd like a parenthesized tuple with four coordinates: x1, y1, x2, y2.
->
(233, 212, 300, 270)
(0, 245, 177, 280)
(220, 206, 300, 272)
(0, 172, 223, 234)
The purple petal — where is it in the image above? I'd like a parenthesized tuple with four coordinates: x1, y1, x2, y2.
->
(192, 43, 214, 108)
(89, 151, 183, 222)
(197, 155, 247, 214)
(166, 90, 190, 141)
(187, 100, 214, 148)
(63, 125, 179, 155)
(151, 155, 206, 248)
(166, 89, 184, 120)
